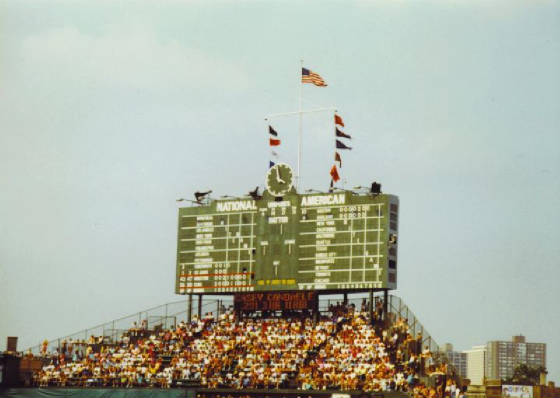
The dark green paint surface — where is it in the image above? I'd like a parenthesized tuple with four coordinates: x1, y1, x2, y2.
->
(176, 191, 398, 294)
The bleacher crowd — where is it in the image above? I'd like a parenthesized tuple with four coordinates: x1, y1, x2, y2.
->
(31, 302, 462, 397)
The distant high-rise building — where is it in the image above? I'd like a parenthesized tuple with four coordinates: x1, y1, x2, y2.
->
(441, 343, 467, 379)
(486, 335, 546, 380)
(465, 345, 487, 385)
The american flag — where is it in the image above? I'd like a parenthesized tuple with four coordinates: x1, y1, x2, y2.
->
(302, 67, 327, 87)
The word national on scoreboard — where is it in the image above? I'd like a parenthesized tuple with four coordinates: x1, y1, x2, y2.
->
(175, 164, 399, 295)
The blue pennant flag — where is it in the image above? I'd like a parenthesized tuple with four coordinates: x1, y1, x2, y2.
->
(336, 139, 352, 150)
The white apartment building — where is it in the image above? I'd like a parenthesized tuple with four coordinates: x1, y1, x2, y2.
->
(465, 345, 487, 385)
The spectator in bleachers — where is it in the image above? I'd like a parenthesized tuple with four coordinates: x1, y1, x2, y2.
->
(32, 300, 459, 397)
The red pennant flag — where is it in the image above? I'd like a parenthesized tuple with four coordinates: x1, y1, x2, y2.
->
(335, 152, 342, 168)
(330, 165, 340, 182)
(269, 138, 281, 146)
(334, 114, 345, 127)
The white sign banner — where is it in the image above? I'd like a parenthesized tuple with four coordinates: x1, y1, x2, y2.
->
(502, 385, 533, 398)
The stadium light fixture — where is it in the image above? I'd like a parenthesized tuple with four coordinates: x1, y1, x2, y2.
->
(248, 186, 262, 200)
(194, 190, 212, 203)
(370, 182, 382, 195)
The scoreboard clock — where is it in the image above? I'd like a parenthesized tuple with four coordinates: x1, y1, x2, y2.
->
(266, 163, 294, 197)
(175, 171, 399, 294)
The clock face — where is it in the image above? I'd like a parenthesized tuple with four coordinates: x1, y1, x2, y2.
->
(266, 163, 294, 197)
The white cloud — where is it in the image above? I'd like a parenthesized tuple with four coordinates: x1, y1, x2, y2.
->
(19, 24, 249, 92)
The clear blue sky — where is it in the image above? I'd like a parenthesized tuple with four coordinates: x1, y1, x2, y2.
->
(1, 0, 559, 383)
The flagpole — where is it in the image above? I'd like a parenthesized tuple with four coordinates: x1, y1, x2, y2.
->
(333, 109, 337, 190)
(265, 107, 335, 120)
(297, 59, 303, 192)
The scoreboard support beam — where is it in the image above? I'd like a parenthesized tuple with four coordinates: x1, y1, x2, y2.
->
(383, 289, 388, 322)
(369, 289, 374, 323)
(198, 294, 203, 319)
(187, 294, 192, 323)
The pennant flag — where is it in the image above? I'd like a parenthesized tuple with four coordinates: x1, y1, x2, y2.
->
(269, 126, 278, 137)
(330, 165, 340, 182)
(336, 128, 351, 139)
(334, 114, 345, 127)
(269, 161, 276, 169)
(269, 138, 281, 146)
(302, 67, 327, 87)
(335, 152, 342, 167)
(336, 139, 352, 150)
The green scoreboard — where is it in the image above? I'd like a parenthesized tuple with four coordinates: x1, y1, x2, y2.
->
(176, 165, 399, 294)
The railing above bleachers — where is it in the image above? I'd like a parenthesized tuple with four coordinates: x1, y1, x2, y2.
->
(26, 292, 453, 378)
(26, 298, 224, 355)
